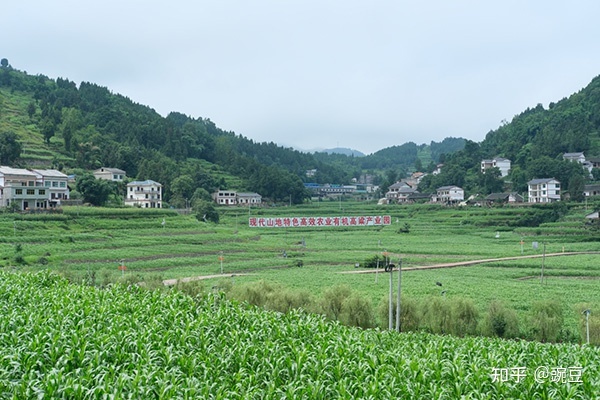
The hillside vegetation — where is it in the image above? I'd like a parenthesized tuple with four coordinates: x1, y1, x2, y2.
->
(0, 59, 467, 204)
(419, 75, 600, 197)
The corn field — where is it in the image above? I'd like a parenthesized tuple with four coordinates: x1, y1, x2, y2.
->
(0, 271, 598, 398)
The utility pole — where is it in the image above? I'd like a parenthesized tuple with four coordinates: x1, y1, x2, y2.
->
(540, 242, 546, 284)
(583, 309, 591, 345)
(395, 258, 402, 332)
(388, 262, 393, 330)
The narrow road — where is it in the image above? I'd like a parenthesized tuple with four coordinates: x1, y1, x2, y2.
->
(160, 251, 600, 284)
(339, 251, 600, 274)
(162, 273, 254, 286)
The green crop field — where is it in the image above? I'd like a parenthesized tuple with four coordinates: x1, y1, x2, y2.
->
(1, 202, 600, 396)
(1, 270, 599, 398)
(2, 203, 600, 333)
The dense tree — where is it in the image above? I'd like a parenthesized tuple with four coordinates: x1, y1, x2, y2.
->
(568, 174, 586, 202)
(0, 131, 22, 165)
(27, 101, 36, 119)
(480, 167, 504, 194)
(75, 173, 113, 206)
(195, 200, 219, 223)
(4, 63, 600, 207)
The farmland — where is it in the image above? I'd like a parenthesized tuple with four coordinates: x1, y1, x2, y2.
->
(1, 270, 599, 398)
(2, 202, 600, 336)
(1, 202, 600, 396)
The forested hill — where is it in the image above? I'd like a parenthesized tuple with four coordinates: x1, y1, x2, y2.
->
(0, 61, 363, 205)
(418, 74, 600, 197)
(0, 60, 470, 205)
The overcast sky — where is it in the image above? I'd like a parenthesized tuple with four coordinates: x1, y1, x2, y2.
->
(5, 1, 600, 155)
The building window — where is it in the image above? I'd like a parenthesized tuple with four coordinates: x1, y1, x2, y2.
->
(27, 189, 35, 195)
(15, 189, 22, 195)
(59, 182, 66, 187)
(28, 181, 34, 187)
(39, 190, 46, 195)
(52, 181, 58, 187)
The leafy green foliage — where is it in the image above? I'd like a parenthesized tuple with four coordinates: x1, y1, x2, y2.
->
(2, 271, 600, 398)
(529, 300, 564, 343)
(75, 173, 114, 206)
(0, 131, 22, 165)
(194, 200, 219, 223)
(482, 300, 520, 339)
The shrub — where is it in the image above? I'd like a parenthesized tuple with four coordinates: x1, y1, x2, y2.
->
(265, 288, 313, 314)
(175, 280, 206, 298)
(377, 295, 420, 331)
(229, 280, 276, 308)
(449, 297, 479, 337)
(362, 255, 386, 269)
(528, 300, 564, 343)
(340, 293, 374, 329)
(13, 255, 26, 265)
(195, 200, 220, 224)
(421, 296, 452, 334)
(481, 300, 520, 339)
(318, 284, 352, 321)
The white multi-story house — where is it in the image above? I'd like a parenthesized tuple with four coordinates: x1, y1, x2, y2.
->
(213, 190, 262, 206)
(125, 180, 162, 208)
(528, 178, 561, 203)
(32, 169, 69, 207)
(481, 157, 511, 177)
(432, 185, 464, 204)
(385, 181, 418, 203)
(93, 167, 126, 182)
(213, 190, 238, 205)
(563, 152, 586, 163)
(563, 152, 593, 177)
(0, 166, 49, 210)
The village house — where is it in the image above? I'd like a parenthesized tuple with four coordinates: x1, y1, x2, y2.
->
(124, 180, 162, 208)
(563, 152, 586, 163)
(0, 166, 67, 210)
(213, 190, 261, 206)
(236, 192, 262, 206)
(93, 167, 126, 182)
(385, 181, 413, 202)
(584, 184, 600, 197)
(481, 157, 511, 177)
(563, 152, 593, 177)
(432, 185, 464, 204)
(485, 192, 524, 205)
(32, 169, 70, 207)
(528, 178, 561, 203)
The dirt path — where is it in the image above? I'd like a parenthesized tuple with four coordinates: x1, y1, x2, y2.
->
(338, 251, 600, 274)
(162, 273, 254, 286)
(161, 251, 600, 284)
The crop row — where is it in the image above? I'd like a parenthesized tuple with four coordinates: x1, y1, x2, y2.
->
(0, 271, 599, 398)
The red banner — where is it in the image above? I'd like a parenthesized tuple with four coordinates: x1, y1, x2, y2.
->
(249, 215, 391, 228)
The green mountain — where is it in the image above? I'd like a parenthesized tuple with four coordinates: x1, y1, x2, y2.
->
(0, 61, 361, 205)
(0, 59, 469, 204)
(418, 75, 600, 198)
